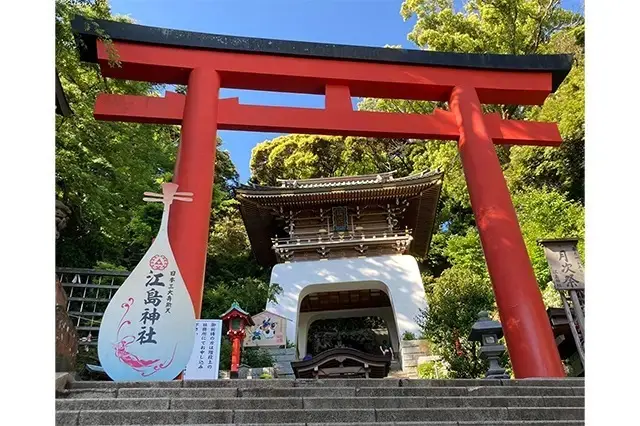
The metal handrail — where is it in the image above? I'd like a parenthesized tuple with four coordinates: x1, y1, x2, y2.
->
(56, 267, 130, 277)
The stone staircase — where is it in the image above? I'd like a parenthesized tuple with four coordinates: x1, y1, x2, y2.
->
(56, 378, 584, 425)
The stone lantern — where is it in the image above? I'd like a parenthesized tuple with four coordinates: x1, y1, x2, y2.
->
(220, 301, 255, 379)
(469, 311, 510, 379)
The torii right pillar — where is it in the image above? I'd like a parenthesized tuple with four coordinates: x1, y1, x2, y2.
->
(449, 86, 566, 378)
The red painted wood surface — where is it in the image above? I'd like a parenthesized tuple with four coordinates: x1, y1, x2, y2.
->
(96, 41, 553, 105)
(94, 92, 562, 146)
(449, 86, 565, 378)
(167, 69, 221, 320)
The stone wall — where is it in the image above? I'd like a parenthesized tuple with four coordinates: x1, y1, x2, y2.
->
(56, 306, 78, 372)
(56, 199, 78, 372)
(400, 339, 436, 377)
(264, 347, 296, 378)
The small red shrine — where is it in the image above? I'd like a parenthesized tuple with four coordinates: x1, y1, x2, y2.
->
(220, 302, 255, 379)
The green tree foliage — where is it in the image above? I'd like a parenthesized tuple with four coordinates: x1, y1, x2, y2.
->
(249, 134, 419, 185)
(417, 359, 449, 378)
(507, 25, 585, 203)
(56, 0, 177, 267)
(401, 0, 582, 55)
(419, 267, 494, 377)
(218, 338, 275, 370)
(55, 0, 272, 320)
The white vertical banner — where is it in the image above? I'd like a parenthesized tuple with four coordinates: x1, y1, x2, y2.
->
(184, 319, 223, 380)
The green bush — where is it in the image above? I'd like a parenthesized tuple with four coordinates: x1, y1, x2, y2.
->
(417, 360, 449, 379)
(242, 347, 275, 368)
(219, 339, 232, 370)
(402, 331, 416, 341)
(259, 373, 273, 379)
(218, 339, 274, 370)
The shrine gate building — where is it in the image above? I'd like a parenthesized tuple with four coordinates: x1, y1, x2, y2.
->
(236, 170, 443, 360)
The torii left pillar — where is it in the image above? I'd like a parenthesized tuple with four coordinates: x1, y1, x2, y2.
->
(168, 68, 221, 319)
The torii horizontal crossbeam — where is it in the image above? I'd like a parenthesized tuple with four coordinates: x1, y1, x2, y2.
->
(94, 91, 562, 146)
(72, 16, 571, 106)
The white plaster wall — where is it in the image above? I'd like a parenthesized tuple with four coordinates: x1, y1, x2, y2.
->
(265, 255, 428, 359)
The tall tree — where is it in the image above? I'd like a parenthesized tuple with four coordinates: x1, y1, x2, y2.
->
(55, 1, 273, 319)
(249, 134, 419, 186)
(507, 25, 585, 203)
(56, 0, 178, 267)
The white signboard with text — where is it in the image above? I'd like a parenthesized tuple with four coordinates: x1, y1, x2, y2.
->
(183, 319, 223, 380)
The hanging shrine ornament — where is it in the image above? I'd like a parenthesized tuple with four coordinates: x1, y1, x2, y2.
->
(98, 183, 196, 381)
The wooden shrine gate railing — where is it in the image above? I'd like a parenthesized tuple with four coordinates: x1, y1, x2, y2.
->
(291, 348, 392, 379)
(56, 267, 130, 347)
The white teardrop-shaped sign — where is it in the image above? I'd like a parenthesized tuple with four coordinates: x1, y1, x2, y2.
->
(98, 183, 196, 381)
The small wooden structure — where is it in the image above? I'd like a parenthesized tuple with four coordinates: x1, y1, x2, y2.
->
(291, 347, 391, 379)
(547, 307, 584, 376)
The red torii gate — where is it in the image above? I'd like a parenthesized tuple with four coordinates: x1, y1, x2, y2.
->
(72, 16, 572, 378)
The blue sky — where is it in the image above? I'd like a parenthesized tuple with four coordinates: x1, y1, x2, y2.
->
(109, 0, 583, 183)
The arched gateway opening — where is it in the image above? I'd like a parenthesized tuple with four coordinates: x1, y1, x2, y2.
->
(298, 284, 399, 360)
(72, 15, 572, 377)
(306, 315, 391, 359)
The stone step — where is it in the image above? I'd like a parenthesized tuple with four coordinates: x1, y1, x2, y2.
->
(55, 407, 584, 425)
(58, 385, 583, 399)
(66, 378, 585, 389)
(308, 423, 584, 426)
(354, 386, 583, 398)
(306, 422, 584, 426)
(57, 421, 584, 426)
(56, 395, 584, 411)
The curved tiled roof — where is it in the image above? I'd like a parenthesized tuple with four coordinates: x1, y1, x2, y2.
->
(237, 170, 441, 193)
(236, 170, 444, 266)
